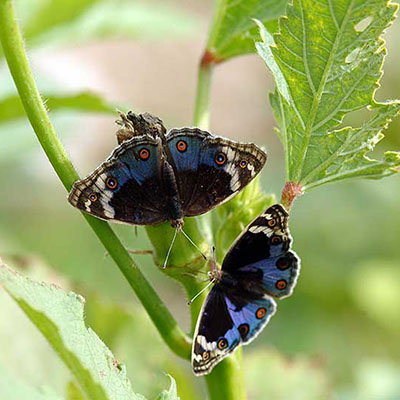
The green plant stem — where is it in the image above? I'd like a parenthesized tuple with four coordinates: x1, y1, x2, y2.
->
(0, 0, 190, 360)
(193, 44, 247, 399)
(194, 58, 214, 130)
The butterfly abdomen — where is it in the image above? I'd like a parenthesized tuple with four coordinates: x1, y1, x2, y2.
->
(161, 159, 184, 226)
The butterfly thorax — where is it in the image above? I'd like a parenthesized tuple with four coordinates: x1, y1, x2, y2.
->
(208, 269, 242, 293)
(209, 267, 267, 309)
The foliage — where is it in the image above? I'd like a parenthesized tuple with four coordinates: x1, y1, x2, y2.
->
(206, 0, 288, 61)
(256, 0, 400, 191)
(0, 260, 179, 400)
(0, 92, 116, 123)
(0, 0, 399, 399)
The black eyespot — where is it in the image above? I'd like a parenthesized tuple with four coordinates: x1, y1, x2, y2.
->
(139, 148, 150, 160)
(276, 279, 287, 290)
(271, 236, 282, 245)
(238, 323, 249, 338)
(89, 193, 97, 202)
(202, 351, 210, 361)
(239, 160, 248, 168)
(276, 257, 290, 270)
(106, 176, 118, 189)
(256, 307, 267, 319)
(267, 218, 277, 227)
(176, 140, 187, 152)
(217, 338, 228, 350)
(215, 152, 227, 166)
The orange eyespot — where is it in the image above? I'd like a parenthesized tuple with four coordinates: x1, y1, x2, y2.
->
(89, 193, 97, 202)
(176, 140, 187, 152)
(202, 351, 210, 361)
(267, 218, 277, 227)
(139, 148, 150, 160)
(238, 323, 249, 338)
(271, 236, 282, 245)
(256, 307, 266, 319)
(106, 176, 118, 189)
(217, 338, 228, 350)
(276, 257, 289, 270)
(239, 159, 248, 168)
(276, 279, 287, 290)
(215, 152, 227, 166)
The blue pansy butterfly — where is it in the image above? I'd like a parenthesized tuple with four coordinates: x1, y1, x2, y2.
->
(68, 112, 267, 231)
(192, 204, 300, 375)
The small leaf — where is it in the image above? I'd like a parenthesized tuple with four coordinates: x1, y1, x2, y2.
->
(256, 0, 400, 190)
(206, 0, 288, 61)
(155, 375, 180, 400)
(0, 92, 116, 123)
(0, 261, 146, 400)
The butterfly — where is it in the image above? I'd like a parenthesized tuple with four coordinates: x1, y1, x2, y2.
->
(192, 204, 300, 375)
(68, 111, 267, 231)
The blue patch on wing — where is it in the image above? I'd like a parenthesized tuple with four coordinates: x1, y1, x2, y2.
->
(242, 251, 300, 298)
(224, 296, 276, 345)
(116, 143, 160, 185)
(167, 133, 204, 172)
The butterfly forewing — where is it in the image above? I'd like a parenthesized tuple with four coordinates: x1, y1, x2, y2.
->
(167, 128, 267, 217)
(68, 135, 168, 225)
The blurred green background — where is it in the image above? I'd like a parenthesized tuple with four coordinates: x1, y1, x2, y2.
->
(0, 0, 399, 399)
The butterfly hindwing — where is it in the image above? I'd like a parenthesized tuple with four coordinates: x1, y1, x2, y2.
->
(68, 135, 168, 225)
(192, 286, 276, 376)
(167, 128, 267, 217)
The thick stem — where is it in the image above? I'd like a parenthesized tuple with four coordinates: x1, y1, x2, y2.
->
(193, 46, 247, 399)
(193, 52, 215, 130)
(0, 0, 190, 360)
(205, 349, 246, 400)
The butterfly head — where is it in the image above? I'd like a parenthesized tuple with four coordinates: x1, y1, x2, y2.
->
(207, 269, 223, 284)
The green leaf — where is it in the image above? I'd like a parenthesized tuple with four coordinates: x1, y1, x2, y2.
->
(22, 0, 101, 42)
(154, 375, 180, 400)
(21, 0, 200, 48)
(0, 92, 116, 123)
(0, 364, 63, 400)
(0, 261, 145, 400)
(256, 0, 400, 190)
(206, 0, 288, 61)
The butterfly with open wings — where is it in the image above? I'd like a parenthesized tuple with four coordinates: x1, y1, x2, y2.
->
(192, 203, 300, 375)
(68, 112, 267, 231)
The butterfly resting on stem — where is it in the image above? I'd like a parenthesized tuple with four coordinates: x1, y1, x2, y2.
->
(191, 204, 300, 375)
(68, 111, 267, 267)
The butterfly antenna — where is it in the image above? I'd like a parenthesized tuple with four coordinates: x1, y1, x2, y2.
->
(187, 278, 215, 306)
(181, 228, 208, 261)
(163, 227, 179, 269)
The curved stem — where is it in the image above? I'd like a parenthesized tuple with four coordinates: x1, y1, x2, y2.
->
(0, 0, 190, 360)
(193, 44, 247, 400)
